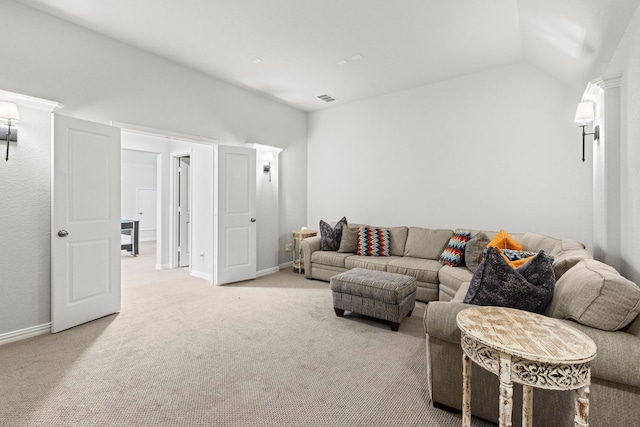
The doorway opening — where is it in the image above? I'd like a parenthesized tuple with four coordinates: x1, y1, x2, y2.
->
(120, 148, 159, 267)
(175, 155, 191, 268)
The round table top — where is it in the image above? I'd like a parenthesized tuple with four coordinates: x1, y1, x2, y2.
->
(457, 306, 597, 364)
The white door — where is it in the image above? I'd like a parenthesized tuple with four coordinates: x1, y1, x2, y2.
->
(215, 145, 256, 285)
(137, 188, 157, 241)
(51, 114, 121, 333)
(178, 156, 190, 267)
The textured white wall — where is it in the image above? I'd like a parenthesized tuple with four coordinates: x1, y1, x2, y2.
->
(0, 104, 53, 333)
(0, 1, 307, 335)
(307, 63, 591, 245)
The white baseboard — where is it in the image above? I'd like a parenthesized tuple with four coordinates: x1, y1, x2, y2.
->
(155, 263, 170, 270)
(279, 262, 293, 270)
(0, 323, 51, 346)
(257, 267, 279, 277)
(190, 270, 211, 281)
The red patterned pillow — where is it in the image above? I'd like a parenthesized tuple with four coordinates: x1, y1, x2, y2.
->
(357, 227, 391, 256)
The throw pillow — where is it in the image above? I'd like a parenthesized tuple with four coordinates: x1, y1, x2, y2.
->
(319, 217, 347, 251)
(497, 249, 555, 269)
(465, 232, 490, 272)
(337, 226, 358, 253)
(439, 231, 472, 267)
(356, 227, 391, 257)
(464, 247, 555, 314)
(547, 259, 640, 331)
(487, 229, 523, 251)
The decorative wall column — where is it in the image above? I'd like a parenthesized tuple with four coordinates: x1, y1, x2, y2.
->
(588, 74, 622, 271)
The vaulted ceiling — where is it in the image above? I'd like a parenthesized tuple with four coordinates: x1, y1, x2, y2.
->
(16, 0, 640, 112)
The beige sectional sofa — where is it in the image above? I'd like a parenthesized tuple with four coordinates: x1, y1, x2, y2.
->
(302, 225, 589, 303)
(302, 223, 640, 425)
(302, 224, 454, 302)
(425, 258, 640, 426)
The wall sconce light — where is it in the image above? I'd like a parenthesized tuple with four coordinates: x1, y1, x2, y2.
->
(574, 101, 599, 162)
(263, 162, 272, 182)
(0, 101, 20, 162)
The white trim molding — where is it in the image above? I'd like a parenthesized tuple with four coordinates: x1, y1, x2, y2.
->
(0, 323, 51, 346)
(279, 261, 294, 270)
(0, 89, 61, 111)
(190, 270, 212, 281)
(257, 266, 280, 277)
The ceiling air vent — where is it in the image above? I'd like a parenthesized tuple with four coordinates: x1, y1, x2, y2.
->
(317, 94, 336, 103)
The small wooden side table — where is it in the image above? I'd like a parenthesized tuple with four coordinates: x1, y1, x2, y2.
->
(292, 229, 317, 273)
(456, 306, 597, 427)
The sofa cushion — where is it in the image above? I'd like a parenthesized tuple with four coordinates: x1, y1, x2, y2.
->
(548, 259, 640, 331)
(388, 226, 409, 256)
(439, 230, 472, 267)
(551, 246, 593, 279)
(519, 232, 561, 253)
(487, 229, 523, 251)
(464, 232, 490, 272)
(337, 226, 358, 253)
(356, 227, 391, 256)
(310, 251, 353, 268)
(319, 217, 347, 251)
(387, 257, 443, 284)
(452, 281, 471, 302)
(464, 247, 555, 314)
(404, 227, 453, 259)
(438, 265, 474, 301)
(345, 255, 399, 271)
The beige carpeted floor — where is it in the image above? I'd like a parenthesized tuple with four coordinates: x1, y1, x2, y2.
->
(0, 242, 494, 426)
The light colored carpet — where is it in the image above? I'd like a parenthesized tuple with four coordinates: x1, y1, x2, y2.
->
(0, 242, 494, 426)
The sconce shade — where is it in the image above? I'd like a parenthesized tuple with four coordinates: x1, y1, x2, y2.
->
(0, 101, 20, 123)
(574, 101, 594, 126)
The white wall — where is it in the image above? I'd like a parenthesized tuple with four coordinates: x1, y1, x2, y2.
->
(0, 100, 54, 335)
(307, 62, 591, 246)
(0, 1, 307, 336)
(606, 5, 640, 283)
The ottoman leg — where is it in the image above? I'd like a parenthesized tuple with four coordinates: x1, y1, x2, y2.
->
(389, 321, 400, 332)
(334, 308, 345, 317)
(406, 308, 414, 317)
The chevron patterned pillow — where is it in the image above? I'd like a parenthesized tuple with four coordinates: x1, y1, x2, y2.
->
(356, 227, 391, 256)
(439, 230, 472, 266)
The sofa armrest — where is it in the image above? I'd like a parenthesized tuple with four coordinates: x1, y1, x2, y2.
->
(423, 301, 472, 344)
(301, 236, 321, 278)
(565, 320, 640, 388)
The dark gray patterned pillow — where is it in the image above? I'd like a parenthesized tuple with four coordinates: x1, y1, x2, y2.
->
(464, 247, 555, 314)
(319, 217, 347, 251)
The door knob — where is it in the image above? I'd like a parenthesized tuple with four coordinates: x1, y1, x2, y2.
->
(58, 230, 69, 237)
(250, 218, 257, 222)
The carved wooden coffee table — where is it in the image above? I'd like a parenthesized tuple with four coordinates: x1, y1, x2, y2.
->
(456, 306, 597, 427)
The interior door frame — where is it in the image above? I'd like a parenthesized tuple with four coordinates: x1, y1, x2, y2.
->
(115, 121, 219, 273)
(171, 152, 192, 269)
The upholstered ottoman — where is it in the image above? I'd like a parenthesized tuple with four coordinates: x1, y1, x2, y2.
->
(330, 268, 417, 331)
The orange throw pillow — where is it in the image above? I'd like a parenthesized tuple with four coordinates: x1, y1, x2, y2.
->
(487, 229, 523, 251)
